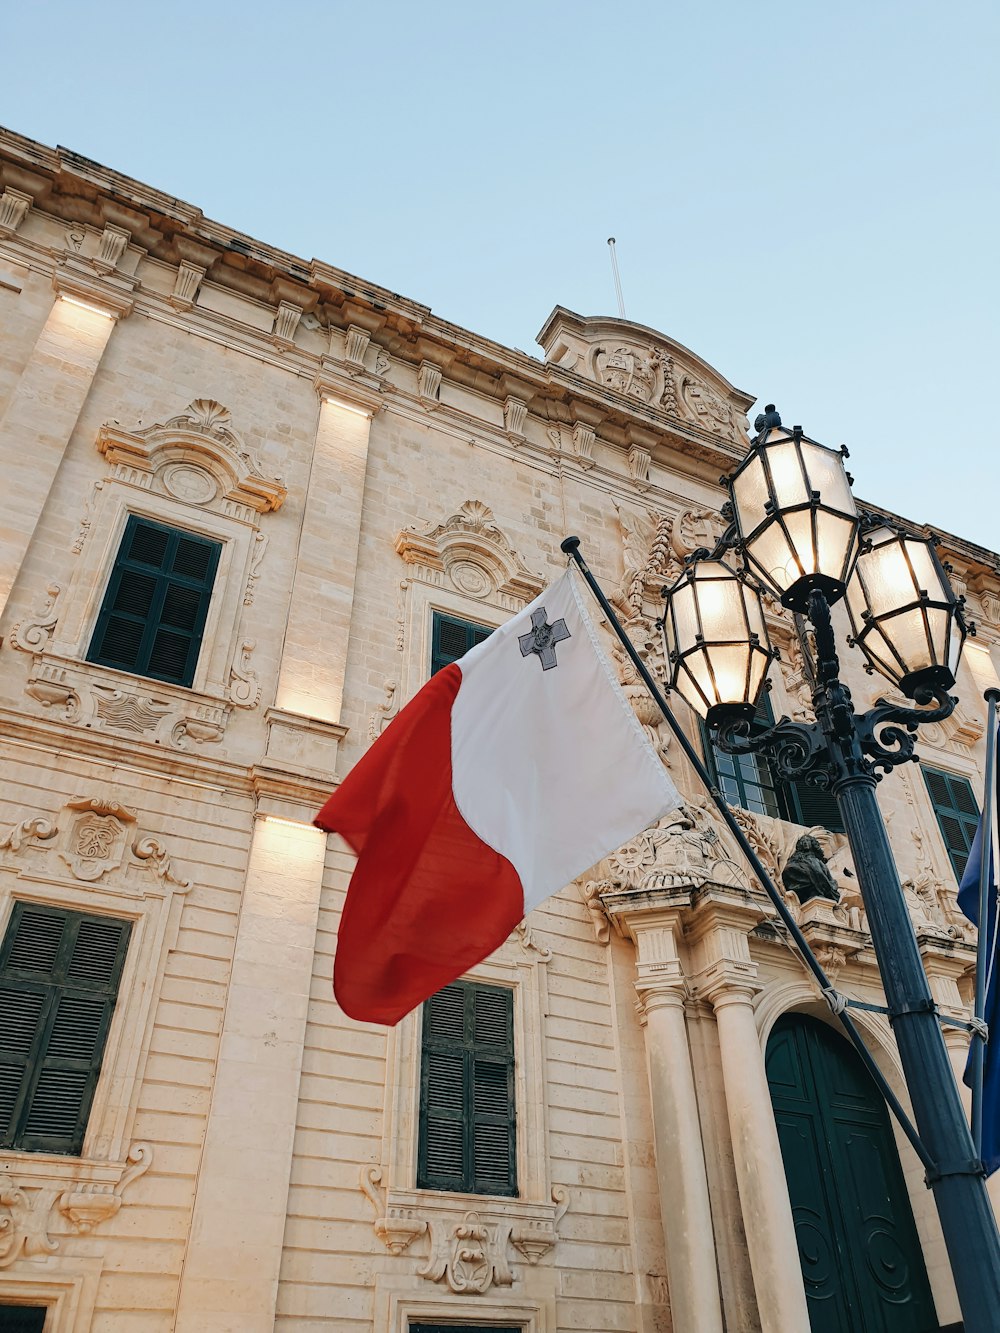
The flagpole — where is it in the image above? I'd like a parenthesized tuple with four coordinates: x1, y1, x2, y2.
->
(560, 535, 934, 1170)
(972, 687, 1000, 1154)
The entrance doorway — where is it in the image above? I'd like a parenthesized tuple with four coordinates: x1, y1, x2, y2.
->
(766, 1013, 938, 1332)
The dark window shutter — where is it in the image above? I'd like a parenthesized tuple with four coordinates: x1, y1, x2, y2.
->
(418, 981, 516, 1196)
(430, 612, 492, 676)
(0, 903, 130, 1154)
(785, 779, 846, 834)
(0, 1308, 47, 1333)
(923, 765, 980, 882)
(88, 515, 220, 688)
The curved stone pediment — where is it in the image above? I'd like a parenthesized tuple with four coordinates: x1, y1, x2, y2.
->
(536, 306, 754, 446)
(97, 398, 287, 513)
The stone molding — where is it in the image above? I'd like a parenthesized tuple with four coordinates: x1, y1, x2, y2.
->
(0, 187, 31, 232)
(52, 260, 135, 320)
(96, 397, 287, 515)
(0, 1143, 151, 1269)
(360, 1168, 569, 1291)
(395, 500, 545, 606)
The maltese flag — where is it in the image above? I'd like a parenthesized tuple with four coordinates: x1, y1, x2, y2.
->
(316, 568, 680, 1024)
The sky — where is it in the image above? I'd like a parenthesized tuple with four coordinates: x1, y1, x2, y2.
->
(4, 1, 998, 548)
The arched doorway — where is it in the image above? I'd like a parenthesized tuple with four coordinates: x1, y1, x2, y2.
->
(766, 1013, 938, 1332)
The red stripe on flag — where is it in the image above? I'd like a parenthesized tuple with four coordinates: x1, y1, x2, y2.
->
(316, 663, 525, 1025)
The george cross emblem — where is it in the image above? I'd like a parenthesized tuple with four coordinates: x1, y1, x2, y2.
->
(518, 607, 571, 670)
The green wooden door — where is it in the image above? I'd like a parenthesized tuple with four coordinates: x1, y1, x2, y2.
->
(766, 1014, 937, 1332)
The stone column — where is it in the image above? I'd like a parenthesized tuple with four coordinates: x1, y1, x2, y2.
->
(174, 814, 327, 1332)
(0, 270, 132, 618)
(630, 909, 724, 1333)
(274, 369, 382, 725)
(692, 896, 811, 1333)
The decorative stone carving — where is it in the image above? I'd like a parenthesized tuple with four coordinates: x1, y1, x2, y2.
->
(419, 1212, 515, 1293)
(65, 227, 85, 253)
(545, 426, 563, 454)
(132, 838, 190, 889)
(58, 1142, 153, 1234)
(571, 422, 596, 469)
(72, 480, 105, 554)
(243, 531, 269, 605)
(97, 398, 286, 514)
(504, 395, 528, 444)
(514, 919, 552, 962)
(93, 686, 172, 735)
(23, 661, 81, 720)
(171, 702, 230, 748)
(9, 583, 63, 653)
(627, 444, 651, 490)
(396, 500, 544, 606)
(361, 1166, 568, 1284)
(728, 807, 782, 884)
(0, 817, 57, 854)
(599, 802, 746, 896)
(658, 353, 678, 414)
(613, 501, 674, 620)
(95, 224, 130, 272)
(228, 640, 260, 709)
(169, 261, 205, 309)
(0, 1184, 59, 1267)
(0, 188, 31, 233)
(271, 300, 303, 349)
(59, 797, 137, 882)
(671, 509, 726, 566)
(0, 1143, 152, 1266)
(374, 349, 391, 377)
(368, 680, 398, 741)
(679, 375, 733, 435)
(344, 325, 371, 373)
(591, 343, 660, 403)
(772, 626, 814, 721)
(418, 361, 443, 408)
(576, 876, 613, 944)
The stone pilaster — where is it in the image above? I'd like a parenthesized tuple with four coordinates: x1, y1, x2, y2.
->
(621, 901, 724, 1333)
(274, 369, 382, 725)
(174, 815, 327, 1332)
(0, 272, 132, 619)
(690, 892, 811, 1333)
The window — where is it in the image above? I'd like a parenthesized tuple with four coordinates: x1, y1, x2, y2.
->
(87, 515, 220, 688)
(923, 765, 980, 882)
(0, 903, 130, 1154)
(0, 1308, 47, 1333)
(702, 694, 845, 833)
(411, 1326, 521, 1333)
(430, 612, 491, 676)
(418, 981, 516, 1196)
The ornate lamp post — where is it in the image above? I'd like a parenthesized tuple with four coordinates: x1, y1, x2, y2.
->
(663, 405, 1000, 1329)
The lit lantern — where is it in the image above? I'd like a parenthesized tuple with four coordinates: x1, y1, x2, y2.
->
(662, 557, 777, 726)
(728, 410, 859, 612)
(845, 524, 967, 696)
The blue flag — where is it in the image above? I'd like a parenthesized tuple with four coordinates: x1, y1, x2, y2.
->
(958, 728, 1000, 1176)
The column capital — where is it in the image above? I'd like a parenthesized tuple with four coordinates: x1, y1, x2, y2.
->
(685, 887, 764, 1007)
(52, 261, 135, 320)
(314, 361, 384, 416)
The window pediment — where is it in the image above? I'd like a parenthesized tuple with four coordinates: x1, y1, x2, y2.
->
(97, 398, 287, 515)
(395, 501, 544, 605)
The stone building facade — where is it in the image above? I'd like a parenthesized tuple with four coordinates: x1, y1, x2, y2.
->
(0, 125, 997, 1332)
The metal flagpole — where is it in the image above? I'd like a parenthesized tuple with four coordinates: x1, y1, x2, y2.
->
(561, 535, 934, 1171)
(972, 687, 1000, 1153)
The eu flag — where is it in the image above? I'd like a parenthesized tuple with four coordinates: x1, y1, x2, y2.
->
(958, 730, 1000, 1176)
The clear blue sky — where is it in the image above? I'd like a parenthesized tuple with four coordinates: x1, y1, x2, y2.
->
(4, 1, 997, 548)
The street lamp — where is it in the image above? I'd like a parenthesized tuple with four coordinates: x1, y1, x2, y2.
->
(664, 405, 1000, 1330)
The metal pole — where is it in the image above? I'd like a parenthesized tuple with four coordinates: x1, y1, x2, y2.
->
(972, 688, 1000, 1153)
(801, 586, 1000, 1332)
(561, 535, 932, 1169)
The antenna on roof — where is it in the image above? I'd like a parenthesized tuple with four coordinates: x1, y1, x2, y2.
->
(607, 237, 627, 319)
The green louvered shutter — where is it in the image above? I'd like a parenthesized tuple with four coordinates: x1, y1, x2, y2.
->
(88, 515, 220, 688)
(418, 981, 516, 1196)
(0, 904, 131, 1154)
(923, 765, 980, 882)
(430, 612, 492, 676)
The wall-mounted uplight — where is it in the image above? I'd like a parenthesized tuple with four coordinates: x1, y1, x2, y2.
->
(321, 393, 373, 418)
(59, 293, 115, 319)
